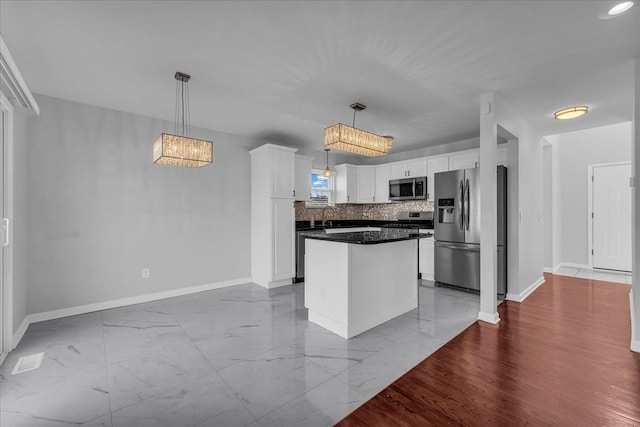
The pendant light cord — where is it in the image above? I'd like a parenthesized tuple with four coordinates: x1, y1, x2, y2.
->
(174, 76, 191, 137)
(352, 109, 356, 127)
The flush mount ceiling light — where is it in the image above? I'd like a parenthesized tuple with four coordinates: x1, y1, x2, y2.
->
(609, 1, 634, 15)
(554, 105, 589, 120)
(324, 103, 392, 157)
(153, 72, 213, 168)
(323, 148, 332, 177)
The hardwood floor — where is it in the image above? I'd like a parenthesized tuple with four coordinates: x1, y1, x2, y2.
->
(337, 273, 640, 426)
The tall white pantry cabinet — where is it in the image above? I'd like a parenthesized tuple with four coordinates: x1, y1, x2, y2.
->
(250, 144, 297, 288)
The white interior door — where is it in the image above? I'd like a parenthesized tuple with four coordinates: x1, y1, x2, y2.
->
(592, 163, 632, 271)
(0, 107, 5, 361)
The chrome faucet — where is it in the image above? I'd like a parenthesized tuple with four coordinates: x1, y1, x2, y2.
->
(321, 206, 338, 226)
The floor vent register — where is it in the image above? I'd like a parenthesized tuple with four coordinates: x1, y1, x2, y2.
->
(12, 352, 45, 375)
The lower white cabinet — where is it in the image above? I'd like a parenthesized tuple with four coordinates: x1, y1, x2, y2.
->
(271, 198, 295, 282)
(419, 235, 435, 281)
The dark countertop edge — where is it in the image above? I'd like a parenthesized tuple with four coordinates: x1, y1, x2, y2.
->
(295, 220, 434, 231)
(301, 233, 428, 245)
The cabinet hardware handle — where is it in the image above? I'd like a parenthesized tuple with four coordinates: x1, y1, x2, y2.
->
(293, 190, 295, 197)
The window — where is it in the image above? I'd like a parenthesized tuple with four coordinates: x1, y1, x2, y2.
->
(306, 170, 334, 208)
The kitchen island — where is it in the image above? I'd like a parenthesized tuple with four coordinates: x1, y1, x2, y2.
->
(302, 228, 426, 339)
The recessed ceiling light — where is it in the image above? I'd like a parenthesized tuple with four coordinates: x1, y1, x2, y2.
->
(554, 106, 589, 120)
(608, 1, 634, 15)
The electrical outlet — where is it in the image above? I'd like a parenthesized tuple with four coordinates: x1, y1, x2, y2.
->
(142, 268, 150, 279)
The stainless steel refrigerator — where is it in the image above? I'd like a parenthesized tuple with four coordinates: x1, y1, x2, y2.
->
(434, 166, 506, 296)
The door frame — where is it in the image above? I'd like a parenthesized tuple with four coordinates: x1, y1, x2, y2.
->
(0, 91, 14, 365)
(587, 161, 632, 271)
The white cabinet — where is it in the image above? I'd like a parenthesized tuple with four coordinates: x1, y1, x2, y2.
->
(249, 144, 297, 288)
(389, 163, 408, 180)
(335, 164, 357, 203)
(374, 164, 390, 203)
(426, 156, 448, 201)
(294, 155, 312, 201)
(419, 235, 435, 281)
(356, 166, 376, 203)
(271, 198, 295, 281)
(389, 159, 427, 179)
(448, 150, 478, 170)
(407, 159, 427, 177)
(270, 147, 295, 199)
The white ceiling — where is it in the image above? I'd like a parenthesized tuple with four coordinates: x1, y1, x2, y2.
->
(2, 1, 638, 161)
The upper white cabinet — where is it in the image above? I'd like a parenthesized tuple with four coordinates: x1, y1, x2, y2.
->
(374, 165, 390, 203)
(407, 159, 427, 177)
(266, 146, 296, 199)
(294, 155, 312, 201)
(389, 159, 427, 179)
(356, 166, 376, 203)
(335, 164, 357, 203)
(448, 151, 478, 170)
(426, 156, 449, 201)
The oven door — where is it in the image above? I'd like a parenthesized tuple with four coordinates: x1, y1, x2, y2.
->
(389, 178, 415, 201)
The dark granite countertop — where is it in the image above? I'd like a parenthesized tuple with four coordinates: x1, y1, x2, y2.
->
(301, 229, 433, 245)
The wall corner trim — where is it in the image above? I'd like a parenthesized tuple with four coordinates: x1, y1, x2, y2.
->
(11, 316, 30, 351)
(506, 276, 545, 303)
(477, 311, 500, 324)
(631, 290, 640, 353)
(10, 277, 252, 351)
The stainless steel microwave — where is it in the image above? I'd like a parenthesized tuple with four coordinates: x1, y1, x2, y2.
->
(389, 177, 428, 201)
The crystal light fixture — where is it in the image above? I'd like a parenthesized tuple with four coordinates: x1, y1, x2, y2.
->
(323, 148, 332, 177)
(153, 72, 213, 168)
(554, 105, 589, 120)
(324, 103, 392, 157)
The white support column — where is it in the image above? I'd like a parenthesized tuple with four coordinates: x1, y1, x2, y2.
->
(478, 93, 499, 324)
(632, 58, 640, 352)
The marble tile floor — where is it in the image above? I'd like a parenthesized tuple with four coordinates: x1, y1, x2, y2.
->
(0, 281, 480, 427)
(554, 266, 632, 284)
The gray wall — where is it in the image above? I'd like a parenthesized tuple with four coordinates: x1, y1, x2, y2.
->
(19, 95, 254, 315)
(549, 122, 632, 266)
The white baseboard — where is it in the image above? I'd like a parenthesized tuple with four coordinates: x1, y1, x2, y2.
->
(552, 262, 591, 272)
(543, 267, 554, 273)
(477, 311, 500, 324)
(631, 290, 640, 353)
(506, 276, 545, 303)
(11, 277, 251, 350)
(12, 316, 30, 350)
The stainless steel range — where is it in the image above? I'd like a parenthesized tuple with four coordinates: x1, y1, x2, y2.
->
(382, 211, 434, 231)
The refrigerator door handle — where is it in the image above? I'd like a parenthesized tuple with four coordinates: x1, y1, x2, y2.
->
(459, 179, 464, 230)
(465, 178, 470, 231)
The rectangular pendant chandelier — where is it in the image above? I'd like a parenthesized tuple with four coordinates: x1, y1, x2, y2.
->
(153, 133, 213, 168)
(324, 123, 393, 157)
(153, 71, 213, 168)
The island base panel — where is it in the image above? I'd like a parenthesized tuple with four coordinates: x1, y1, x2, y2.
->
(305, 239, 418, 339)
